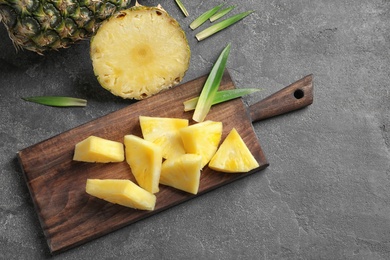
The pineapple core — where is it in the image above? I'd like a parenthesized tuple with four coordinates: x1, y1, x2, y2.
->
(73, 136, 124, 163)
(86, 179, 156, 211)
(179, 121, 223, 168)
(124, 135, 162, 193)
(209, 128, 259, 173)
(90, 5, 191, 100)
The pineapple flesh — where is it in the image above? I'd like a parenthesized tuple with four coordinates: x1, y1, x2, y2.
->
(73, 136, 124, 163)
(209, 128, 259, 173)
(139, 116, 188, 160)
(160, 154, 202, 195)
(124, 134, 162, 194)
(179, 121, 223, 169)
(90, 4, 191, 100)
(86, 179, 156, 211)
(0, 0, 131, 54)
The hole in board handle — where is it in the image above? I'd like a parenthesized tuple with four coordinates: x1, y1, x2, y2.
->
(293, 89, 304, 99)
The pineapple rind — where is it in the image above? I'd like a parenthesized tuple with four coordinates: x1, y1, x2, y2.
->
(0, 0, 132, 54)
(90, 5, 191, 99)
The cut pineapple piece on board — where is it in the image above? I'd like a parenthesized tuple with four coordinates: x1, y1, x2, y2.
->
(179, 121, 223, 168)
(73, 136, 124, 163)
(86, 179, 156, 211)
(209, 128, 259, 173)
(160, 154, 202, 195)
(139, 116, 189, 160)
(90, 4, 191, 100)
(124, 134, 162, 193)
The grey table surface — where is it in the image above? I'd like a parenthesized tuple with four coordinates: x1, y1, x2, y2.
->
(1, 0, 389, 259)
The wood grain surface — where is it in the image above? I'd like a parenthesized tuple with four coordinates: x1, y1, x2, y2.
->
(18, 71, 269, 254)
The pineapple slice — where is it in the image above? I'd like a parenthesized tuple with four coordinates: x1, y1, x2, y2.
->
(73, 136, 124, 163)
(160, 154, 202, 195)
(179, 121, 223, 168)
(139, 116, 188, 160)
(209, 128, 259, 173)
(90, 4, 191, 100)
(86, 179, 156, 211)
(124, 135, 162, 193)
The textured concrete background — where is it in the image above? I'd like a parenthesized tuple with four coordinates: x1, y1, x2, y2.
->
(1, 0, 390, 259)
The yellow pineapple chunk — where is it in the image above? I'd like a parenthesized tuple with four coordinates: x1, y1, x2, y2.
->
(209, 128, 259, 173)
(179, 121, 223, 168)
(73, 136, 124, 163)
(160, 154, 202, 195)
(139, 116, 188, 160)
(86, 179, 156, 211)
(124, 135, 162, 193)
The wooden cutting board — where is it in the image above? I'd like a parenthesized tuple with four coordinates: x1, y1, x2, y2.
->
(18, 70, 313, 254)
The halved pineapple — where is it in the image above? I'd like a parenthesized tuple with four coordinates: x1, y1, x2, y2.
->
(124, 135, 162, 193)
(73, 136, 124, 163)
(86, 179, 156, 211)
(209, 128, 259, 173)
(0, 0, 132, 54)
(90, 3, 191, 99)
(160, 154, 202, 195)
(139, 116, 188, 160)
(179, 121, 223, 168)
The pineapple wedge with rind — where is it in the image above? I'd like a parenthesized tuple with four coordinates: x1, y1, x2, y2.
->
(90, 4, 191, 100)
(124, 134, 162, 193)
(160, 154, 202, 195)
(209, 128, 259, 173)
(139, 116, 188, 160)
(86, 179, 156, 211)
(179, 121, 223, 168)
(73, 136, 124, 163)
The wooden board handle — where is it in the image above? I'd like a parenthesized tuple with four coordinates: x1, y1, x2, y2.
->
(249, 74, 313, 122)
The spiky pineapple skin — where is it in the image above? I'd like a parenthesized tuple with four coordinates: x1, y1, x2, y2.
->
(0, 0, 131, 54)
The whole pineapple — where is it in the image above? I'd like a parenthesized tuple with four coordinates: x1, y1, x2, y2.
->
(0, 0, 131, 54)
